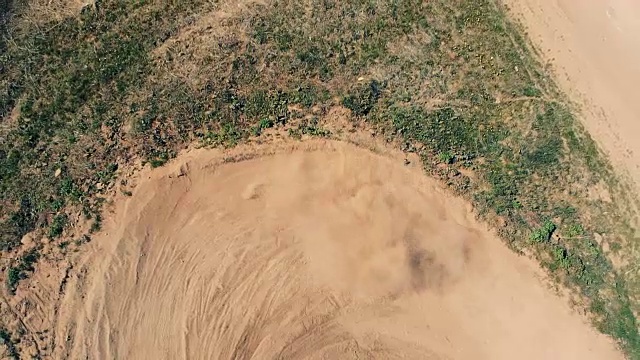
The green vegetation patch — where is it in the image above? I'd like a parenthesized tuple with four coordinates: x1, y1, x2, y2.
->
(0, 327, 20, 360)
(5, 248, 39, 294)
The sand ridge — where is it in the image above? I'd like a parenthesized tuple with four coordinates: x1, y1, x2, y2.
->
(48, 139, 622, 359)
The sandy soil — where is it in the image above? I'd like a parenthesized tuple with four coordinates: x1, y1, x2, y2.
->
(502, 0, 640, 192)
(42, 139, 621, 359)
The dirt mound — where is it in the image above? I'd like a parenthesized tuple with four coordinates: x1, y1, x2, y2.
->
(49, 140, 621, 359)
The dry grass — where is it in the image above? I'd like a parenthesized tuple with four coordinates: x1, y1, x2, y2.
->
(152, 1, 266, 89)
(16, 0, 93, 28)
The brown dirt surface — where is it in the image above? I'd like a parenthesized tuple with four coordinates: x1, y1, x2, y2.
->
(33, 139, 621, 359)
(502, 0, 640, 193)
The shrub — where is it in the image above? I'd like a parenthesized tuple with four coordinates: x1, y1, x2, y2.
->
(530, 220, 556, 243)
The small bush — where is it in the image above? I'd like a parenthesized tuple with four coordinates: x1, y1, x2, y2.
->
(6, 249, 39, 294)
(522, 85, 541, 97)
(438, 151, 454, 164)
(531, 220, 556, 243)
(565, 223, 584, 238)
(524, 137, 563, 168)
(5, 267, 21, 292)
(48, 214, 68, 238)
(90, 214, 102, 233)
(252, 118, 274, 136)
(342, 80, 383, 117)
(0, 327, 19, 360)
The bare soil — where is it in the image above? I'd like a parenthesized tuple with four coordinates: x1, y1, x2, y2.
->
(43, 139, 621, 359)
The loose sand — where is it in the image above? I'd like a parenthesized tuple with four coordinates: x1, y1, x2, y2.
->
(49, 139, 622, 359)
(502, 0, 640, 192)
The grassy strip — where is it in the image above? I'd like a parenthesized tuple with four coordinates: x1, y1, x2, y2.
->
(0, 0, 638, 357)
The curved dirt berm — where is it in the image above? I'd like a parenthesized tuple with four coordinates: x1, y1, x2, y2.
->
(51, 139, 622, 359)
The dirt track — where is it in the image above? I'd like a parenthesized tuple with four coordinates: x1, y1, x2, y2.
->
(48, 139, 621, 359)
(503, 0, 640, 191)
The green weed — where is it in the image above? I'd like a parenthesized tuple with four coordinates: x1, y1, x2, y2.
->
(0, 327, 19, 360)
(438, 151, 454, 164)
(531, 220, 557, 243)
(5, 249, 39, 294)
